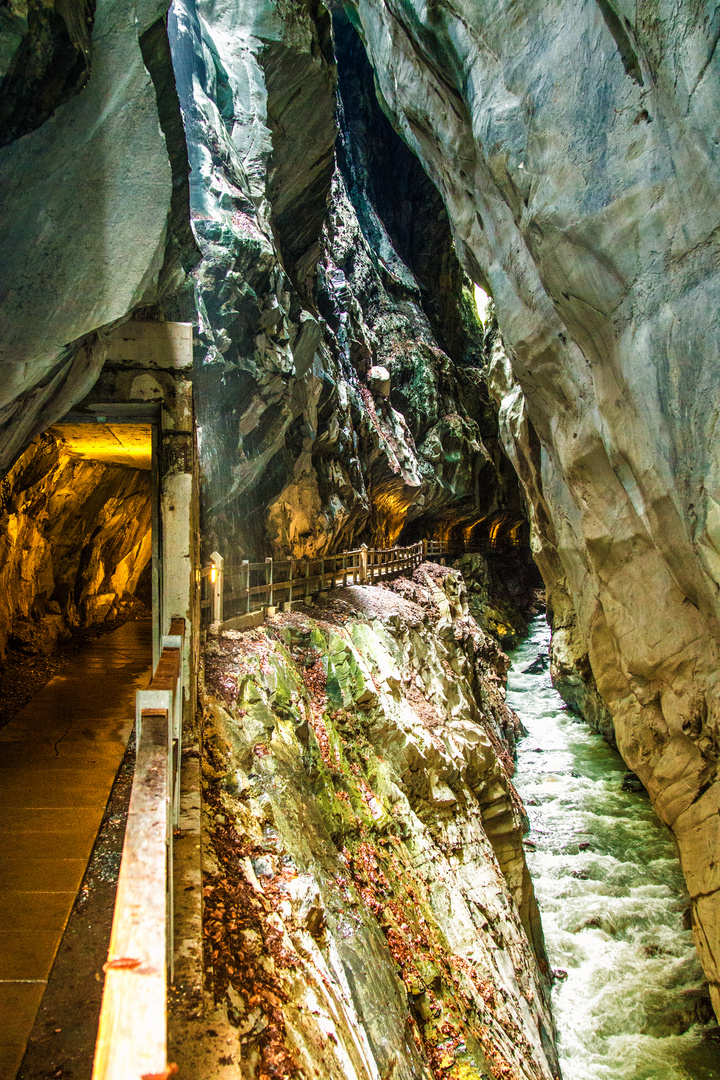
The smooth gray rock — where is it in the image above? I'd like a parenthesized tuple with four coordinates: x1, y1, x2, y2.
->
(346, 0, 720, 1013)
(0, 0, 176, 473)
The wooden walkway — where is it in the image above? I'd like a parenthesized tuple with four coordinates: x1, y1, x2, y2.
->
(202, 539, 467, 628)
(0, 621, 152, 1079)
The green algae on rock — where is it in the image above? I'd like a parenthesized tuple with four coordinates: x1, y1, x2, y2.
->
(200, 569, 560, 1080)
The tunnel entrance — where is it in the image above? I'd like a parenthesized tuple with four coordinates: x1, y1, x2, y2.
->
(0, 413, 157, 723)
(47, 410, 159, 663)
(0, 309, 200, 722)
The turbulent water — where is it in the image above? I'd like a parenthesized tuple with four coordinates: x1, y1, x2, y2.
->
(508, 616, 720, 1080)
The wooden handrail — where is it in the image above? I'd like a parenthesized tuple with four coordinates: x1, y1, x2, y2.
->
(207, 536, 511, 626)
(92, 711, 169, 1079)
(93, 618, 186, 1079)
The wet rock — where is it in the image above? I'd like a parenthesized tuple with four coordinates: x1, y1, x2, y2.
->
(367, 365, 391, 398)
(523, 653, 549, 675)
(621, 772, 645, 794)
(345, 0, 720, 1015)
(169, 0, 523, 566)
(0, 0, 190, 472)
(201, 579, 560, 1078)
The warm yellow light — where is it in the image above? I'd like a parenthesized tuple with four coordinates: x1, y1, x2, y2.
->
(210, 566, 217, 583)
(48, 423, 152, 470)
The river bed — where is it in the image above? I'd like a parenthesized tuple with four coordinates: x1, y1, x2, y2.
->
(508, 616, 720, 1080)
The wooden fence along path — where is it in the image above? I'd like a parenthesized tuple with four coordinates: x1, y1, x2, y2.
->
(92, 619, 186, 1080)
(200, 539, 456, 629)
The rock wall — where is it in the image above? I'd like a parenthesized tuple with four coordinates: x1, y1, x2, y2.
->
(344, 0, 720, 1013)
(198, 569, 560, 1080)
(168, 0, 526, 562)
(0, 0, 196, 476)
(0, 433, 151, 659)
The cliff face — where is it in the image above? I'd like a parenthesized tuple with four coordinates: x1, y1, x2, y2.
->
(345, 0, 720, 1012)
(169, 0, 524, 562)
(198, 569, 559, 1080)
(3, 0, 717, 1050)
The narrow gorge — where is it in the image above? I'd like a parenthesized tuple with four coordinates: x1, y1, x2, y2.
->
(0, 2, 718, 1079)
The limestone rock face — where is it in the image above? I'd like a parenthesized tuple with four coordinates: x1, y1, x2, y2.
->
(200, 573, 559, 1079)
(345, 0, 720, 1011)
(0, 434, 151, 659)
(168, 0, 523, 562)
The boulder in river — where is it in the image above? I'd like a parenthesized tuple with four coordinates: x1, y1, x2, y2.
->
(621, 772, 646, 794)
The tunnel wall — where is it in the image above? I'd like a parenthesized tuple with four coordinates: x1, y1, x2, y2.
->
(0, 432, 151, 660)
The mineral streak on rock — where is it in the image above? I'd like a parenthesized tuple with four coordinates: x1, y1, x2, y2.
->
(344, 0, 720, 1012)
(200, 569, 560, 1080)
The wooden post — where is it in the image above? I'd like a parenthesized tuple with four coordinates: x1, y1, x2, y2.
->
(289, 558, 294, 606)
(242, 559, 250, 613)
(210, 551, 223, 625)
(342, 553, 347, 587)
(304, 557, 311, 601)
(266, 557, 274, 608)
(360, 543, 368, 584)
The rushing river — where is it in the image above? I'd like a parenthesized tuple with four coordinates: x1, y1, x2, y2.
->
(508, 616, 720, 1080)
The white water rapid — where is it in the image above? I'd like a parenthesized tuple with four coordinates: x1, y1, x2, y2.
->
(508, 616, 720, 1080)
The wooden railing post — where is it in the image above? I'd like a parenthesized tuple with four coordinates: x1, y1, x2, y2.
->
(360, 544, 368, 584)
(93, 616, 186, 1080)
(266, 556, 274, 610)
(242, 559, 250, 614)
(210, 551, 223, 625)
(216, 533, 479, 623)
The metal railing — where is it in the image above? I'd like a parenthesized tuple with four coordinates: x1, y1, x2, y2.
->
(200, 539, 453, 627)
(92, 618, 186, 1080)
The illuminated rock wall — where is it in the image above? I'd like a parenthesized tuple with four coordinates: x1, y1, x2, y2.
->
(0, 433, 151, 659)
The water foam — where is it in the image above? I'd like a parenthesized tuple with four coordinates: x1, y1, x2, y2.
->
(508, 617, 720, 1080)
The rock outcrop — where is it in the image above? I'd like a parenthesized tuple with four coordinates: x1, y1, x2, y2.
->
(0, 433, 151, 659)
(0, 0, 196, 475)
(345, 0, 720, 1013)
(169, 0, 525, 563)
(198, 569, 560, 1079)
